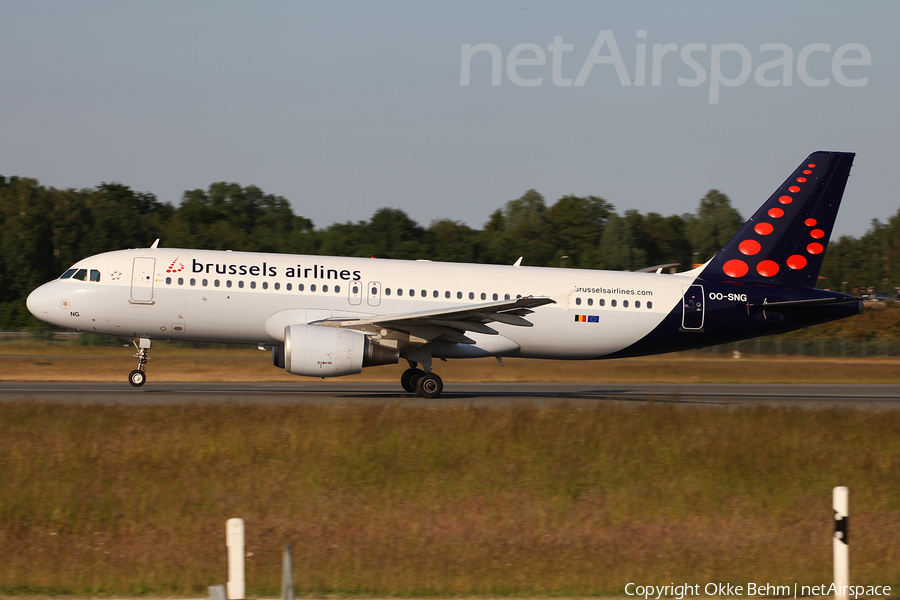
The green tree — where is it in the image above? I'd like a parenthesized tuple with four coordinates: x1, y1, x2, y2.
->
(685, 190, 744, 262)
(547, 195, 613, 268)
(597, 212, 646, 271)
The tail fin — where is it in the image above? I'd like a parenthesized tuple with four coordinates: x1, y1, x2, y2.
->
(700, 151, 855, 288)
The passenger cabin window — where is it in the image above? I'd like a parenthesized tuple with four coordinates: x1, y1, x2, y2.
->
(59, 268, 77, 279)
(274, 282, 280, 290)
(238, 280, 244, 289)
(469, 292, 475, 300)
(492, 293, 498, 301)
(177, 277, 184, 285)
(202, 279, 208, 286)
(397, 289, 403, 296)
(90, 270, 101, 282)
(298, 284, 304, 291)
(214, 280, 220, 287)
(190, 278, 196, 286)
(286, 283, 292, 291)
(262, 282, 268, 290)
(226, 280, 232, 288)
(322, 284, 328, 292)
(166, 277, 172, 285)
(250, 281, 256, 289)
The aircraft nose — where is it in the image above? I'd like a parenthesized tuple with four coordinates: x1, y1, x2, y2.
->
(26, 283, 51, 320)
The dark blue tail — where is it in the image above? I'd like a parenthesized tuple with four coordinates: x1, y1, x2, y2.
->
(700, 151, 855, 288)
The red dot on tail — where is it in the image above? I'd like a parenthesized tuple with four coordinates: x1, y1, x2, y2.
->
(778, 195, 793, 204)
(754, 222, 774, 235)
(810, 229, 825, 239)
(808, 163, 816, 168)
(787, 255, 808, 270)
(788, 185, 801, 193)
(807, 242, 824, 255)
(739, 239, 761, 255)
(796, 177, 807, 182)
(805, 218, 817, 226)
(803, 170, 812, 174)
(757, 260, 780, 277)
(768, 208, 784, 218)
(723, 259, 749, 278)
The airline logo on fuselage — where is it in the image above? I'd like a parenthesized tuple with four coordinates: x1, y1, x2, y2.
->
(191, 259, 361, 281)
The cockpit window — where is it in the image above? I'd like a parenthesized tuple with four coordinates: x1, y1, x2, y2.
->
(59, 269, 77, 279)
(72, 269, 88, 281)
(90, 269, 101, 282)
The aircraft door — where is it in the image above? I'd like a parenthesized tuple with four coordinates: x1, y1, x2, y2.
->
(348, 280, 362, 306)
(131, 257, 156, 303)
(681, 284, 705, 330)
(367, 281, 382, 307)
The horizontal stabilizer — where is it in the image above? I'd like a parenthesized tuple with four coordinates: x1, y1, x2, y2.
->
(752, 297, 862, 312)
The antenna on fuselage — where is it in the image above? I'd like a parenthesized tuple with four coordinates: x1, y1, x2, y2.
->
(513, 257, 523, 267)
(150, 239, 160, 249)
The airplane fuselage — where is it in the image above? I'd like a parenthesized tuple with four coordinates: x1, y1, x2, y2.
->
(26, 247, 860, 360)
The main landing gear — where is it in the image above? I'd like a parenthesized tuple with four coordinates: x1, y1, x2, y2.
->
(129, 338, 151, 387)
(400, 361, 443, 398)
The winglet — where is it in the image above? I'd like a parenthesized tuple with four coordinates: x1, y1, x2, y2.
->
(150, 239, 160, 249)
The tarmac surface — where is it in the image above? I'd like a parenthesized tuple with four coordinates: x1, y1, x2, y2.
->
(0, 381, 898, 409)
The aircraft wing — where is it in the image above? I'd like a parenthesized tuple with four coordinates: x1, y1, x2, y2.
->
(318, 296, 555, 345)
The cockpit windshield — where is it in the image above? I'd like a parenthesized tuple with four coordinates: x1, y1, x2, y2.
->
(58, 268, 100, 282)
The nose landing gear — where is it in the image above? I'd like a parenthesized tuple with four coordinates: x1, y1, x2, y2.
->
(129, 338, 151, 387)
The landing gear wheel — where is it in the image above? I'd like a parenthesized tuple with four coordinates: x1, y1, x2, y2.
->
(401, 368, 426, 393)
(129, 369, 146, 387)
(416, 372, 443, 398)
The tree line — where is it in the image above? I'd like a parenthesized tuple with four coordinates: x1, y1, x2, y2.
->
(1, 175, 897, 328)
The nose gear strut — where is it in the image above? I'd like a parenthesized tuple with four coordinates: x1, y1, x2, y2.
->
(129, 338, 151, 387)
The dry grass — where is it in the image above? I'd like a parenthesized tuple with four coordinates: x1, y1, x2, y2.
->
(2, 353, 900, 384)
(1, 403, 898, 596)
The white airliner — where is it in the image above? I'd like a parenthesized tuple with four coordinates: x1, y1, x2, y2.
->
(26, 152, 862, 397)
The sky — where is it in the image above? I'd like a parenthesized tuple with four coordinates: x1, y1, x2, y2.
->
(1, 1, 897, 238)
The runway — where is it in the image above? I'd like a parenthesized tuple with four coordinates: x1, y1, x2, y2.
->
(1, 381, 898, 409)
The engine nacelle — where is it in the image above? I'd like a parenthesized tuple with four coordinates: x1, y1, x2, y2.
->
(282, 324, 398, 377)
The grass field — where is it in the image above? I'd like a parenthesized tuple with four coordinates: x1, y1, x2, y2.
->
(1, 402, 898, 597)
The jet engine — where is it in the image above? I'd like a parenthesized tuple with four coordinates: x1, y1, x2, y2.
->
(279, 324, 398, 377)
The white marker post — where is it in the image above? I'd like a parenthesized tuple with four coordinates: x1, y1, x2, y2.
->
(833, 487, 849, 600)
(227, 518, 245, 600)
